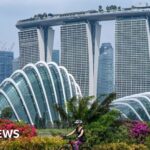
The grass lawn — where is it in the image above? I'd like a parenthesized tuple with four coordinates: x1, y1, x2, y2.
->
(37, 128, 73, 137)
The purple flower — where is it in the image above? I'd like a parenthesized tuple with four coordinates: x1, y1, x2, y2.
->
(129, 121, 150, 143)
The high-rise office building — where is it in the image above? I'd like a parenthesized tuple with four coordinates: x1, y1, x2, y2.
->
(115, 17, 150, 98)
(61, 22, 101, 96)
(12, 57, 20, 71)
(52, 50, 60, 65)
(0, 51, 14, 83)
(97, 43, 114, 97)
(18, 27, 54, 68)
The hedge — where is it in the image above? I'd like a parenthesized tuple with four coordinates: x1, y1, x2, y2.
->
(94, 142, 148, 150)
(0, 136, 66, 150)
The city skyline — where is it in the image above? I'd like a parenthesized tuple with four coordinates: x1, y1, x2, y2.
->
(1, 0, 150, 127)
(0, 0, 149, 58)
(16, 5, 150, 97)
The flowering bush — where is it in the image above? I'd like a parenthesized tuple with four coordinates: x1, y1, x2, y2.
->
(129, 121, 150, 143)
(0, 119, 37, 139)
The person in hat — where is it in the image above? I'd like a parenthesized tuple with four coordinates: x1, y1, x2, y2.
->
(66, 120, 86, 150)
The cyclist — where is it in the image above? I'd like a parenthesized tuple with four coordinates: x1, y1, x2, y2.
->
(66, 120, 86, 150)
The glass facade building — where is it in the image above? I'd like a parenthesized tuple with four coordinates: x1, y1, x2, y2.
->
(111, 92, 150, 121)
(115, 17, 150, 98)
(52, 50, 60, 65)
(0, 61, 81, 125)
(12, 57, 20, 71)
(0, 51, 14, 83)
(18, 27, 54, 68)
(97, 43, 114, 97)
(61, 22, 101, 96)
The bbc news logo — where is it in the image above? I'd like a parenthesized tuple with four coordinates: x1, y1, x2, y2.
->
(0, 130, 19, 138)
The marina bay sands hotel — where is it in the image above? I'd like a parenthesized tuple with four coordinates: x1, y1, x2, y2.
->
(16, 6, 150, 98)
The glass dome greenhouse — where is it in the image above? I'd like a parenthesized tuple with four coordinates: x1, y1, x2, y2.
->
(0, 61, 81, 125)
(111, 92, 150, 121)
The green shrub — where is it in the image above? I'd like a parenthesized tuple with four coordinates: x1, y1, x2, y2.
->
(37, 128, 73, 136)
(86, 110, 122, 145)
(145, 135, 150, 149)
(94, 143, 148, 150)
(0, 136, 66, 150)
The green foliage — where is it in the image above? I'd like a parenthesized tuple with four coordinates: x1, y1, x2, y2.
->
(110, 125, 131, 143)
(1, 107, 13, 119)
(55, 96, 95, 125)
(144, 135, 150, 149)
(55, 93, 116, 126)
(0, 136, 66, 150)
(94, 143, 148, 150)
(34, 113, 47, 129)
(37, 128, 73, 137)
(86, 110, 122, 145)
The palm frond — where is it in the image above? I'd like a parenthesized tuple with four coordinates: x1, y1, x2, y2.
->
(55, 104, 68, 121)
(100, 92, 116, 106)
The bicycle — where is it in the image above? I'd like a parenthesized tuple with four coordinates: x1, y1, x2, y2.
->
(59, 136, 91, 150)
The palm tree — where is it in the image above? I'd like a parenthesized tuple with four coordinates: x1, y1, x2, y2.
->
(55, 93, 116, 126)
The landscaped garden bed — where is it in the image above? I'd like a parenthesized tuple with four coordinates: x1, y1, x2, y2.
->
(1, 95, 150, 150)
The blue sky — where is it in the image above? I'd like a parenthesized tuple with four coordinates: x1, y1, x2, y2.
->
(0, 0, 149, 57)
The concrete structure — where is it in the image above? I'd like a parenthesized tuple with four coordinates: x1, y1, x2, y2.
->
(0, 61, 81, 125)
(0, 51, 14, 83)
(61, 22, 101, 96)
(16, 6, 150, 28)
(18, 27, 54, 68)
(97, 43, 114, 97)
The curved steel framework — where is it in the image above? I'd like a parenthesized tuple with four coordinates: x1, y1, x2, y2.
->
(48, 62, 67, 113)
(111, 92, 150, 121)
(0, 90, 20, 121)
(11, 70, 42, 118)
(0, 61, 81, 125)
(59, 66, 73, 99)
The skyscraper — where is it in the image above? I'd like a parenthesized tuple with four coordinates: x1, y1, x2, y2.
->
(52, 50, 60, 65)
(61, 22, 101, 96)
(97, 43, 114, 97)
(18, 27, 54, 68)
(12, 57, 20, 71)
(0, 51, 14, 83)
(115, 17, 150, 98)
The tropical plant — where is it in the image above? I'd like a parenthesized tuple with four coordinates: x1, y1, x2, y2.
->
(34, 112, 47, 129)
(55, 93, 116, 126)
(1, 107, 13, 119)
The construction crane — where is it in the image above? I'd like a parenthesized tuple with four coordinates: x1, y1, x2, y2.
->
(8, 42, 15, 51)
(0, 42, 15, 51)
(0, 42, 7, 51)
